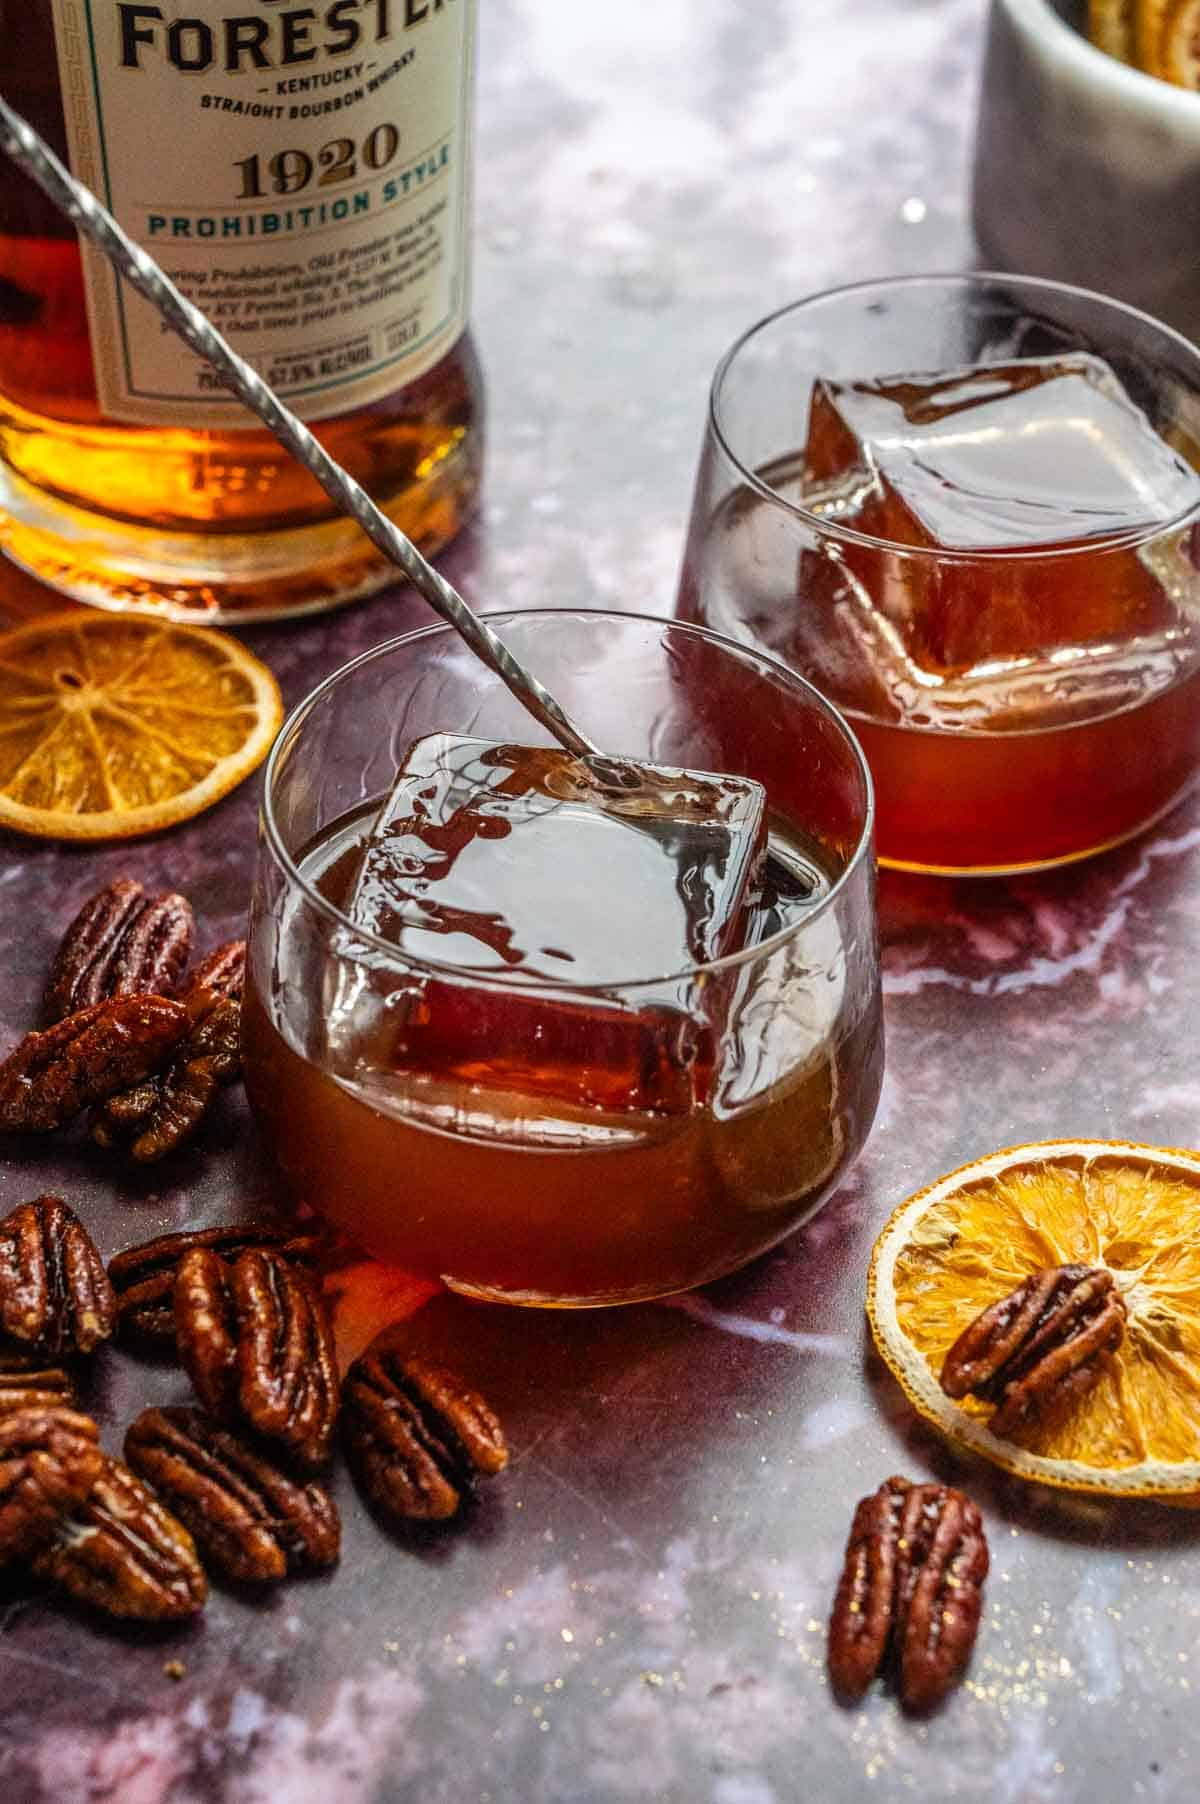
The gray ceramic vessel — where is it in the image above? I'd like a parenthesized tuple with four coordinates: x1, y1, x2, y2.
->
(973, 0, 1200, 343)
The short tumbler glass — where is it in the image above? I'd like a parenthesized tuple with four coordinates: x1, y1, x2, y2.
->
(678, 273, 1200, 875)
(243, 609, 883, 1307)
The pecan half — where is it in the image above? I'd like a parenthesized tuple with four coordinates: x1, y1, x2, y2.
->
(0, 1196, 116, 1357)
(31, 1450, 207, 1620)
(940, 1265, 1126, 1438)
(0, 996, 190, 1134)
(175, 1248, 339, 1468)
(90, 990, 242, 1164)
(894, 1482, 989, 1712)
(109, 1223, 323, 1350)
(184, 993, 242, 1082)
(46, 881, 193, 1021)
(828, 1476, 988, 1711)
(342, 1342, 508, 1524)
(827, 1474, 910, 1701)
(0, 1350, 75, 1414)
(0, 1406, 102, 1566)
(187, 941, 246, 1003)
(125, 1406, 340, 1583)
(89, 942, 245, 1163)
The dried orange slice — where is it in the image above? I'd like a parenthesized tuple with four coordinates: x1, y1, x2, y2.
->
(1132, 0, 1170, 70)
(868, 1141, 1200, 1498)
(1158, 0, 1200, 86)
(0, 612, 282, 841)
(1089, 0, 1138, 61)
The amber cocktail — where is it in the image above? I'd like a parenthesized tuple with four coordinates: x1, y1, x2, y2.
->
(679, 275, 1200, 874)
(242, 611, 882, 1306)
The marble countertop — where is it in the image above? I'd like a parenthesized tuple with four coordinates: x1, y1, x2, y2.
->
(3, 2, 1197, 1799)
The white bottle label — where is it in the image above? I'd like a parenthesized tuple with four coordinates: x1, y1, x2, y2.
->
(48, 0, 475, 425)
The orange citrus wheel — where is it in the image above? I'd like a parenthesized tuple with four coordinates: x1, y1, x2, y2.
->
(867, 1140, 1200, 1499)
(1159, 0, 1200, 86)
(1089, 0, 1138, 61)
(1132, 0, 1171, 70)
(0, 612, 283, 842)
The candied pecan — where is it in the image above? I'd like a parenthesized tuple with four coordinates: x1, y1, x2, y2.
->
(109, 1223, 323, 1349)
(0, 1406, 102, 1565)
(827, 1474, 910, 1701)
(45, 880, 145, 1019)
(187, 941, 245, 1003)
(128, 1060, 224, 1164)
(90, 990, 242, 1164)
(32, 1451, 207, 1620)
(87, 1077, 159, 1147)
(828, 1475, 988, 1712)
(46, 881, 193, 1021)
(0, 1350, 75, 1414)
(940, 1265, 1126, 1438)
(174, 1248, 238, 1414)
(106, 893, 192, 1001)
(175, 1248, 339, 1468)
(0, 996, 190, 1134)
(343, 1342, 508, 1524)
(894, 1483, 990, 1712)
(84, 937, 243, 1166)
(0, 1196, 116, 1357)
(90, 962, 243, 1165)
(125, 1406, 340, 1583)
(184, 992, 241, 1079)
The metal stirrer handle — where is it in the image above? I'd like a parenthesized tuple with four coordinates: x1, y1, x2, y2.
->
(0, 95, 602, 763)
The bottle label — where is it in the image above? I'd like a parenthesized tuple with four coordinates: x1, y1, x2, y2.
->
(48, 0, 475, 425)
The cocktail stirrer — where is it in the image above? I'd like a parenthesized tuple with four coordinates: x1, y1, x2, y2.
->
(0, 94, 608, 767)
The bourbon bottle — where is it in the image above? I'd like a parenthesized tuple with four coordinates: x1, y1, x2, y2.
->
(0, 0, 483, 619)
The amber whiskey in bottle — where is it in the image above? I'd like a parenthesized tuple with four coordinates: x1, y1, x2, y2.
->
(0, 0, 483, 620)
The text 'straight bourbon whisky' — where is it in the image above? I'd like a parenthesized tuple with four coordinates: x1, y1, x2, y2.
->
(0, 0, 483, 619)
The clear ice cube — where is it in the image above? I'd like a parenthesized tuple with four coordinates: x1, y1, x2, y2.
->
(802, 354, 1200, 673)
(807, 355, 1200, 550)
(791, 545, 1196, 732)
(332, 735, 768, 1115)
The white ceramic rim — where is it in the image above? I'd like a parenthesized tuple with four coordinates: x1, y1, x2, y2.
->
(259, 607, 877, 995)
(709, 269, 1200, 561)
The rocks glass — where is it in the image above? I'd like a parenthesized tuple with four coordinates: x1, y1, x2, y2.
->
(242, 610, 882, 1305)
(678, 273, 1200, 874)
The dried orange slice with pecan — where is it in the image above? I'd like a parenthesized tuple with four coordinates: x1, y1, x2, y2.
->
(868, 1141, 1200, 1498)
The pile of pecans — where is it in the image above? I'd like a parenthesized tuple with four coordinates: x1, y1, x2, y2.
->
(0, 881, 1076, 1711)
(0, 878, 244, 1164)
(0, 882, 508, 1625)
(0, 1198, 508, 1621)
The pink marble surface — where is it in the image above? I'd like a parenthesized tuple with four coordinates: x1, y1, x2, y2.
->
(3, 1, 1199, 1799)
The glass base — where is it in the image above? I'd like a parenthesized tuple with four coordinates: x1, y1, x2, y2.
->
(440, 1274, 701, 1310)
(436, 1182, 849, 1309)
(0, 433, 479, 623)
(877, 777, 1196, 877)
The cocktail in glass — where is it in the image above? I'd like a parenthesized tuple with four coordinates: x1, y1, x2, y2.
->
(242, 610, 882, 1306)
(679, 274, 1200, 874)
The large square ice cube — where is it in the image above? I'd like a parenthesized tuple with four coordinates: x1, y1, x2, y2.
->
(803, 354, 1200, 671)
(339, 735, 768, 1114)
